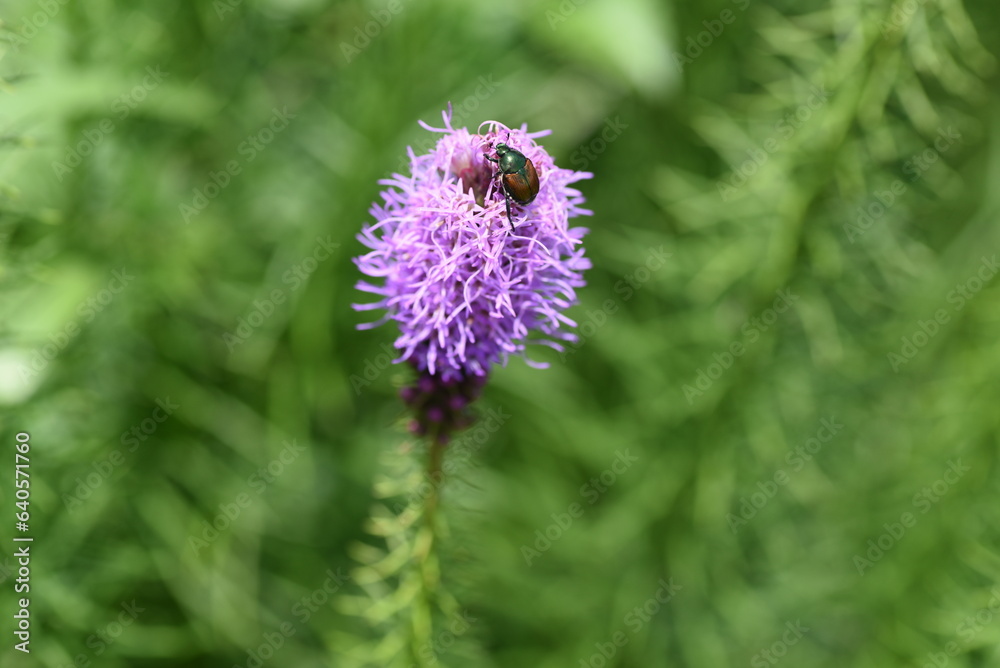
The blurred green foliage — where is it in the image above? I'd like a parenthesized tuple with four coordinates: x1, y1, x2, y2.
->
(2, 0, 1000, 666)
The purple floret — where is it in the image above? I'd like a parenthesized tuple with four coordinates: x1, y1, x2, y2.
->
(353, 106, 592, 384)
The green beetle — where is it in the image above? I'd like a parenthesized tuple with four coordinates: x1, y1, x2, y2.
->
(485, 141, 540, 228)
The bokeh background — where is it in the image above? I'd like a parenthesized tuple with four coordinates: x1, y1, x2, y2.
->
(2, 0, 1000, 666)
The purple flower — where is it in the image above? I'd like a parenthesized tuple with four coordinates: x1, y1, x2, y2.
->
(353, 106, 591, 404)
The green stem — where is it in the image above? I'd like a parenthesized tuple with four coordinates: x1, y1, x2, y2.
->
(425, 432, 445, 529)
(408, 431, 446, 667)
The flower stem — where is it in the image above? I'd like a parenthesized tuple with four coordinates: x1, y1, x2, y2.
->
(425, 433, 445, 529)
(406, 432, 446, 667)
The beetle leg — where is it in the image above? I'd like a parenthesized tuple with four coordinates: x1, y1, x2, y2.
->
(504, 194, 514, 230)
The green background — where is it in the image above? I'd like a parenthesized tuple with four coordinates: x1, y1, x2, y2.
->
(2, 0, 1000, 666)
